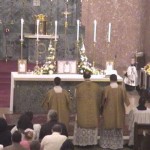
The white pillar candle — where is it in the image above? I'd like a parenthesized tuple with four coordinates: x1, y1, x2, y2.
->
(77, 20, 80, 41)
(37, 19, 40, 41)
(55, 20, 58, 41)
(108, 23, 111, 43)
(21, 18, 24, 41)
(94, 20, 97, 43)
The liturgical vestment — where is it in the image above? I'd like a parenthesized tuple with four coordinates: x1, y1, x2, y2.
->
(42, 87, 70, 128)
(103, 84, 130, 129)
(75, 80, 103, 128)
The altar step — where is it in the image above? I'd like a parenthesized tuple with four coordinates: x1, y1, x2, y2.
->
(0, 60, 35, 107)
(0, 72, 11, 107)
(0, 60, 17, 107)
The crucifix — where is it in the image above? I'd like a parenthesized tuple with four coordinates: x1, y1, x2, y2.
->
(62, 1, 71, 57)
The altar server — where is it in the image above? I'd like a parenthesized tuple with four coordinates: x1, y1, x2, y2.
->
(124, 57, 139, 91)
(99, 74, 130, 149)
(73, 70, 103, 146)
(42, 77, 71, 129)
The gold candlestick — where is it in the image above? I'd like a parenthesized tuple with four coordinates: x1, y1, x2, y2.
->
(20, 40, 23, 60)
(54, 39, 57, 59)
(76, 40, 79, 60)
(93, 42, 96, 67)
(36, 40, 39, 64)
(34, 40, 39, 72)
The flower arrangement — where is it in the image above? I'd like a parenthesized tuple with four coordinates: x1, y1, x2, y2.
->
(34, 40, 56, 75)
(77, 40, 101, 75)
(144, 63, 150, 75)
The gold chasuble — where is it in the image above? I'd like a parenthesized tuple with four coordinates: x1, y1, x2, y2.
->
(75, 81, 103, 128)
(103, 85, 130, 129)
(42, 87, 70, 128)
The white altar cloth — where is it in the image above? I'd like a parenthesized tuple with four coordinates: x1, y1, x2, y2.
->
(10, 72, 123, 113)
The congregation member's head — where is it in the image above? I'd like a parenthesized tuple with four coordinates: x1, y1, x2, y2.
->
(138, 97, 146, 106)
(17, 114, 33, 131)
(52, 124, 62, 134)
(12, 131, 22, 143)
(30, 140, 41, 150)
(24, 111, 33, 122)
(47, 109, 58, 121)
(83, 70, 91, 79)
(54, 77, 61, 86)
(23, 128, 35, 141)
(60, 139, 74, 150)
(137, 97, 147, 111)
(110, 74, 117, 82)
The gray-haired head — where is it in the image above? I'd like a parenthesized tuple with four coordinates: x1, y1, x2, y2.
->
(47, 109, 58, 121)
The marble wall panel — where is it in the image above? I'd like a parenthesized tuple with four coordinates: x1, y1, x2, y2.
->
(0, 0, 81, 61)
(81, 0, 147, 74)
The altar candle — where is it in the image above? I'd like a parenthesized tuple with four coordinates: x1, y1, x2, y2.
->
(55, 20, 58, 41)
(37, 19, 40, 41)
(108, 23, 111, 43)
(94, 20, 97, 42)
(77, 20, 80, 41)
(21, 18, 24, 41)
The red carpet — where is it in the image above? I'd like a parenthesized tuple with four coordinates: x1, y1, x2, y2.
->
(0, 60, 35, 107)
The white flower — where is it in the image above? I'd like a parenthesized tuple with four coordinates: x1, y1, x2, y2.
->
(49, 70, 53, 74)
(49, 65, 54, 69)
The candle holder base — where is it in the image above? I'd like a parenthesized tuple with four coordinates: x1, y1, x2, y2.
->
(34, 61, 40, 72)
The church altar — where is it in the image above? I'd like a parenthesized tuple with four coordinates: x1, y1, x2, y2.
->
(10, 72, 123, 114)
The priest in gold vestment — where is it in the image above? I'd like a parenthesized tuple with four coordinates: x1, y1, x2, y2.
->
(73, 71, 103, 146)
(99, 74, 130, 149)
(42, 77, 71, 129)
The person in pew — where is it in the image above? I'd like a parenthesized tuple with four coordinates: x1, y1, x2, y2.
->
(11, 112, 33, 134)
(73, 70, 103, 146)
(128, 96, 150, 147)
(30, 140, 41, 150)
(41, 124, 67, 150)
(99, 74, 130, 150)
(39, 109, 68, 141)
(42, 77, 71, 129)
(11, 111, 41, 140)
(60, 139, 74, 150)
(20, 128, 35, 150)
(124, 57, 139, 92)
(0, 117, 11, 147)
(3, 131, 26, 150)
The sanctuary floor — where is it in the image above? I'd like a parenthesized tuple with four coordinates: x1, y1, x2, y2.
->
(74, 145, 131, 150)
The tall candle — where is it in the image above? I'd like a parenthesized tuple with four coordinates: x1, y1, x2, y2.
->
(77, 20, 80, 41)
(55, 20, 58, 41)
(21, 18, 24, 41)
(108, 23, 111, 43)
(37, 19, 40, 41)
(94, 20, 97, 42)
